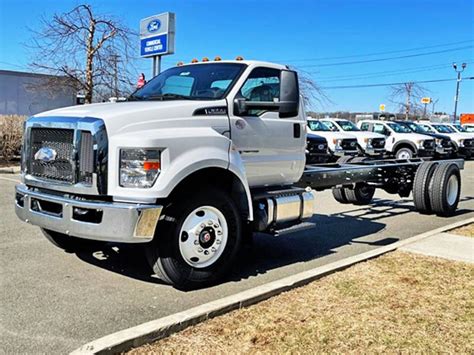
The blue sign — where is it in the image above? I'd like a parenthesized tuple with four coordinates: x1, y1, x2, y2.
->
(140, 34, 168, 57)
(147, 19, 161, 33)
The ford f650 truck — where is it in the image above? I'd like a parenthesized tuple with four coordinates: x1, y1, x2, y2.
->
(15, 60, 464, 289)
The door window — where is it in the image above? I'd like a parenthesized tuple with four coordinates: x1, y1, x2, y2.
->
(373, 123, 388, 135)
(239, 67, 280, 115)
(360, 122, 370, 131)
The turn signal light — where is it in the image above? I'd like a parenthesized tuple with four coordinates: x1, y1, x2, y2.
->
(144, 161, 161, 171)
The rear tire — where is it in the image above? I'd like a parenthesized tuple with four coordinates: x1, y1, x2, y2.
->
(41, 228, 103, 252)
(344, 183, 376, 205)
(332, 187, 349, 203)
(412, 161, 438, 214)
(146, 187, 242, 289)
(429, 163, 461, 217)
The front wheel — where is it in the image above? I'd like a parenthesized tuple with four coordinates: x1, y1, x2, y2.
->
(395, 147, 414, 159)
(146, 187, 242, 289)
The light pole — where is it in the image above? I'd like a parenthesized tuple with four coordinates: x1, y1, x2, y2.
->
(452, 62, 466, 123)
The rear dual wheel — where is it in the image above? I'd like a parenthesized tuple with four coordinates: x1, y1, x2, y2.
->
(413, 162, 461, 217)
(332, 183, 375, 205)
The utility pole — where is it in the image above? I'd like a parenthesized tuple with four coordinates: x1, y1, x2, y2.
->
(452, 62, 466, 123)
(431, 98, 439, 116)
(110, 54, 121, 98)
(405, 82, 413, 120)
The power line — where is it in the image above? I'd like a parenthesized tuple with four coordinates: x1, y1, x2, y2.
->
(320, 77, 468, 89)
(296, 45, 474, 68)
(277, 39, 474, 63)
(315, 61, 474, 82)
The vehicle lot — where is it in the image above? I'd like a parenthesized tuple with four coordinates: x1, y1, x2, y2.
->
(1, 162, 473, 354)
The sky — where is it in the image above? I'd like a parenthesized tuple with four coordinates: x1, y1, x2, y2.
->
(0, 0, 473, 114)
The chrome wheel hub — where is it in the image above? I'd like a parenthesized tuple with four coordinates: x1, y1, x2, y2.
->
(446, 174, 459, 206)
(179, 206, 228, 268)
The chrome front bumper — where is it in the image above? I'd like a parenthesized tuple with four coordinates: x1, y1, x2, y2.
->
(15, 184, 162, 243)
(364, 147, 386, 156)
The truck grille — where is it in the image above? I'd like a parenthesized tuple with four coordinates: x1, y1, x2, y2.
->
(371, 138, 385, 148)
(464, 139, 473, 147)
(341, 139, 358, 150)
(29, 128, 95, 184)
(441, 139, 451, 148)
(307, 140, 327, 153)
(423, 140, 435, 149)
(30, 128, 75, 182)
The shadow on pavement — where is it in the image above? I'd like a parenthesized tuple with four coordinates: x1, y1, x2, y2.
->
(74, 196, 473, 288)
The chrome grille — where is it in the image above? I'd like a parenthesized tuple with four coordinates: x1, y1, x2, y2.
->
(30, 128, 75, 182)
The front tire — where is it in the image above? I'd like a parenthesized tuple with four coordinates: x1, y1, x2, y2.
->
(146, 187, 242, 289)
(395, 147, 414, 159)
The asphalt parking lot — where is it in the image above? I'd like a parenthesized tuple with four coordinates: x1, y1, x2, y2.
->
(1, 162, 473, 354)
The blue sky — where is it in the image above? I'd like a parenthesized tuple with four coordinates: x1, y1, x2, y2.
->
(0, 0, 473, 113)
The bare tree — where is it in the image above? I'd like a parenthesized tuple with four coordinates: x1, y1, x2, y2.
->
(389, 82, 429, 120)
(289, 67, 331, 112)
(27, 4, 138, 103)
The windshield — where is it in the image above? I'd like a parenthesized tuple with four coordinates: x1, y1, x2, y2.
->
(321, 121, 340, 131)
(387, 122, 412, 133)
(129, 63, 245, 101)
(453, 124, 467, 132)
(434, 125, 454, 133)
(337, 120, 360, 132)
(403, 122, 427, 134)
(308, 120, 331, 132)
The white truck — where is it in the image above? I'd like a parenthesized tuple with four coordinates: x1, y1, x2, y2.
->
(358, 120, 435, 159)
(15, 59, 464, 289)
(306, 119, 359, 159)
(320, 118, 386, 157)
(417, 122, 473, 159)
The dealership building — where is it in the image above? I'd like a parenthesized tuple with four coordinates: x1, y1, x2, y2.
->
(0, 70, 77, 116)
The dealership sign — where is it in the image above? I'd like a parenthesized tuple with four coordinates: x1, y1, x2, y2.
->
(140, 12, 175, 57)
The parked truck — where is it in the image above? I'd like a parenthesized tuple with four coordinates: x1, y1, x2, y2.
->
(15, 59, 464, 289)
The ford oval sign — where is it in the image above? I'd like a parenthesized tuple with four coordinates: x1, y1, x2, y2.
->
(34, 147, 57, 162)
(147, 19, 161, 33)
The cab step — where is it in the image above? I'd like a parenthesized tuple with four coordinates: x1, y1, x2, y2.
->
(270, 221, 316, 237)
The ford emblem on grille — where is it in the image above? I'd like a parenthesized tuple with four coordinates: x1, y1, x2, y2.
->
(318, 144, 325, 150)
(34, 147, 57, 162)
(350, 142, 356, 147)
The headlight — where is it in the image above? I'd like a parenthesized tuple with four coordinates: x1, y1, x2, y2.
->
(120, 148, 161, 188)
(364, 138, 373, 146)
(333, 138, 342, 147)
(459, 139, 464, 147)
(435, 138, 442, 147)
(416, 140, 425, 148)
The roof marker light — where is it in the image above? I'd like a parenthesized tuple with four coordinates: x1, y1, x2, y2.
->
(176, 61, 184, 66)
(191, 58, 199, 63)
(214, 56, 222, 61)
(235, 56, 244, 61)
(202, 57, 209, 62)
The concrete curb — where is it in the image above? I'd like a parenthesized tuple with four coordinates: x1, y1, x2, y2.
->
(71, 217, 474, 355)
(0, 165, 20, 174)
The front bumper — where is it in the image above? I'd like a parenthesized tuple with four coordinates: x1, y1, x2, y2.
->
(458, 146, 473, 157)
(417, 149, 435, 157)
(332, 148, 358, 157)
(364, 147, 386, 156)
(15, 184, 162, 243)
(435, 146, 453, 155)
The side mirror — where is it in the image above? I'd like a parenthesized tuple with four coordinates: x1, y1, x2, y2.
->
(233, 70, 300, 117)
(279, 70, 299, 118)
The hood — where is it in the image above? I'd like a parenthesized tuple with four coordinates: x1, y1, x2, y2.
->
(306, 133, 327, 143)
(34, 100, 226, 135)
(306, 128, 356, 140)
(420, 132, 450, 140)
(443, 132, 473, 141)
(345, 131, 385, 139)
(396, 132, 434, 141)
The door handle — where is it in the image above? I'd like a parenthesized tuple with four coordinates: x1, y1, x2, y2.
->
(293, 123, 301, 138)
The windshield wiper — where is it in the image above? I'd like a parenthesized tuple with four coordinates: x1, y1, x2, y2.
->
(146, 93, 192, 101)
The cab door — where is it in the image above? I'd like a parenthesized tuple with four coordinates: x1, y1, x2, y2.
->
(228, 67, 305, 187)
